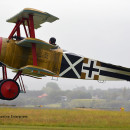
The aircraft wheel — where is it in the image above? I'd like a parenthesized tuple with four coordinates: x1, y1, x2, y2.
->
(0, 79, 20, 100)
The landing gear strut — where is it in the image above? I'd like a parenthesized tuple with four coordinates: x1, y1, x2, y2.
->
(0, 63, 25, 100)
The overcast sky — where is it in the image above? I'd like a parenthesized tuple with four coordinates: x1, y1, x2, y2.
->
(0, 0, 130, 90)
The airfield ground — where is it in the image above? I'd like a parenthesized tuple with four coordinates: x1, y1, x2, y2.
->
(0, 107, 130, 130)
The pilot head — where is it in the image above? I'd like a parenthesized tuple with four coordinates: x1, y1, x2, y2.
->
(49, 37, 56, 45)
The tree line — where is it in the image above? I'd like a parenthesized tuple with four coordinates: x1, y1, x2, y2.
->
(0, 82, 130, 110)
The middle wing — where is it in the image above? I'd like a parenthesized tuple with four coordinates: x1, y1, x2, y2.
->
(59, 51, 130, 81)
(16, 38, 56, 50)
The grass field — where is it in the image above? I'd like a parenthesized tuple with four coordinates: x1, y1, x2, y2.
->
(0, 107, 130, 130)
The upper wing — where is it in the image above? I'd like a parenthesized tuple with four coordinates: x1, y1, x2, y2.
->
(6, 8, 59, 29)
(59, 51, 130, 81)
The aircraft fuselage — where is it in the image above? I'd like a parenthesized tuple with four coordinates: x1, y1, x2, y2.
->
(0, 38, 63, 76)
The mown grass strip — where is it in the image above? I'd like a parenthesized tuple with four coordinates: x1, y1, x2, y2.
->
(0, 125, 130, 130)
(0, 107, 130, 128)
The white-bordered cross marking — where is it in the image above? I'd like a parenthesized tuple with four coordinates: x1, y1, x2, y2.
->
(59, 53, 83, 78)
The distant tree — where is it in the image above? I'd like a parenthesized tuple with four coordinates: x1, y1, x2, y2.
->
(42, 82, 61, 94)
(88, 86, 93, 91)
(73, 86, 86, 92)
(66, 90, 92, 100)
(44, 82, 60, 89)
(42, 82, 62, 104)
(122, 87, 127, 100)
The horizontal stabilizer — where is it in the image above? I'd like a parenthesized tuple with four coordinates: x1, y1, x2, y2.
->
(20, 65, 56, 77)
(7, 8, 59, 29)
(16, 38, 56, 50)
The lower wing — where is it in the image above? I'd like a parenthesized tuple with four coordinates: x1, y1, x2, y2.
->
(13, 65, 56, 78)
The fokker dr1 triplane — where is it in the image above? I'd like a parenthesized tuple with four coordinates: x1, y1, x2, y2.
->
(0, 8, 130, 100)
